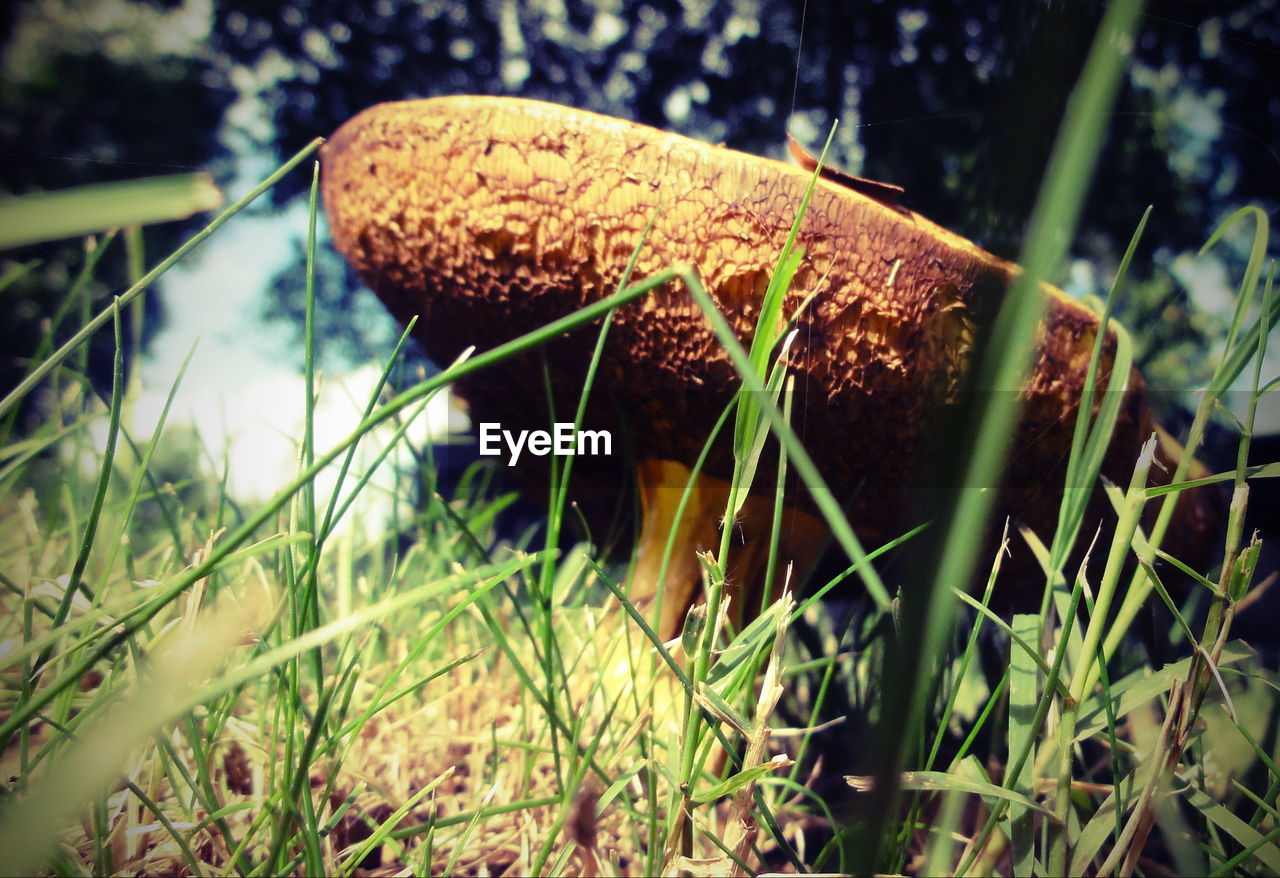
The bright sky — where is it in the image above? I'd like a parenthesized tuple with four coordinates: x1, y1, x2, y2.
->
(133, 184, 469, 527)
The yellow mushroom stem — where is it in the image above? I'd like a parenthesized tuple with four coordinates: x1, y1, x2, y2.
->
(631, 459, 830, 638)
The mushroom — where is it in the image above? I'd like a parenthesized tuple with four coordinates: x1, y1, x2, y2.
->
(321, 95, 1219, 636)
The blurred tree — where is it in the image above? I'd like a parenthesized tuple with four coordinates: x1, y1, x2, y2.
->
(210, 0, 1277, 386)
(0, 0, 235, 427)
(261, 236, 402, 366)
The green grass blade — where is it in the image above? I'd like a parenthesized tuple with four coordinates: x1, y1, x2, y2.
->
(680, 270, 889, 609)
(870, 769, 1053, 815)
(891, 2, 1144, 869)
(1008, 613, 1039, 876)
(0, 173, 223, 251)
(1185, 783, 1280, 874)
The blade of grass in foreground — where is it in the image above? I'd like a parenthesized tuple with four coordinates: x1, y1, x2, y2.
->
(1047, 208, 1146, 591)
(862, 0, 1146, 872)
(12, 306, 127, 768)
(0, 173, 223, 251)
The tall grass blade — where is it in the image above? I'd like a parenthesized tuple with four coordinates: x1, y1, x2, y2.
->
(1008, 614, 1039, 876)
(875, 2, 1145, 869)
(0, 173, 223, 251)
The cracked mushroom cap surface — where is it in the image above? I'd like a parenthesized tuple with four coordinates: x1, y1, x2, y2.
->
(321, 95, 1217, 579)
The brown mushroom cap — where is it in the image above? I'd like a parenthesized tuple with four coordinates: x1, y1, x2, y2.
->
(321, 95, 1219, 628)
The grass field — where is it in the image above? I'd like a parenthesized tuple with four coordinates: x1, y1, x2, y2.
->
(2, 1, 1279, 874)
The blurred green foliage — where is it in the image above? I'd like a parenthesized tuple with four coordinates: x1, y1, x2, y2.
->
(0, 10, 234, 424)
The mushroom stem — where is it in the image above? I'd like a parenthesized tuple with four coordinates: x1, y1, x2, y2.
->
(632, 459, 828, 640)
